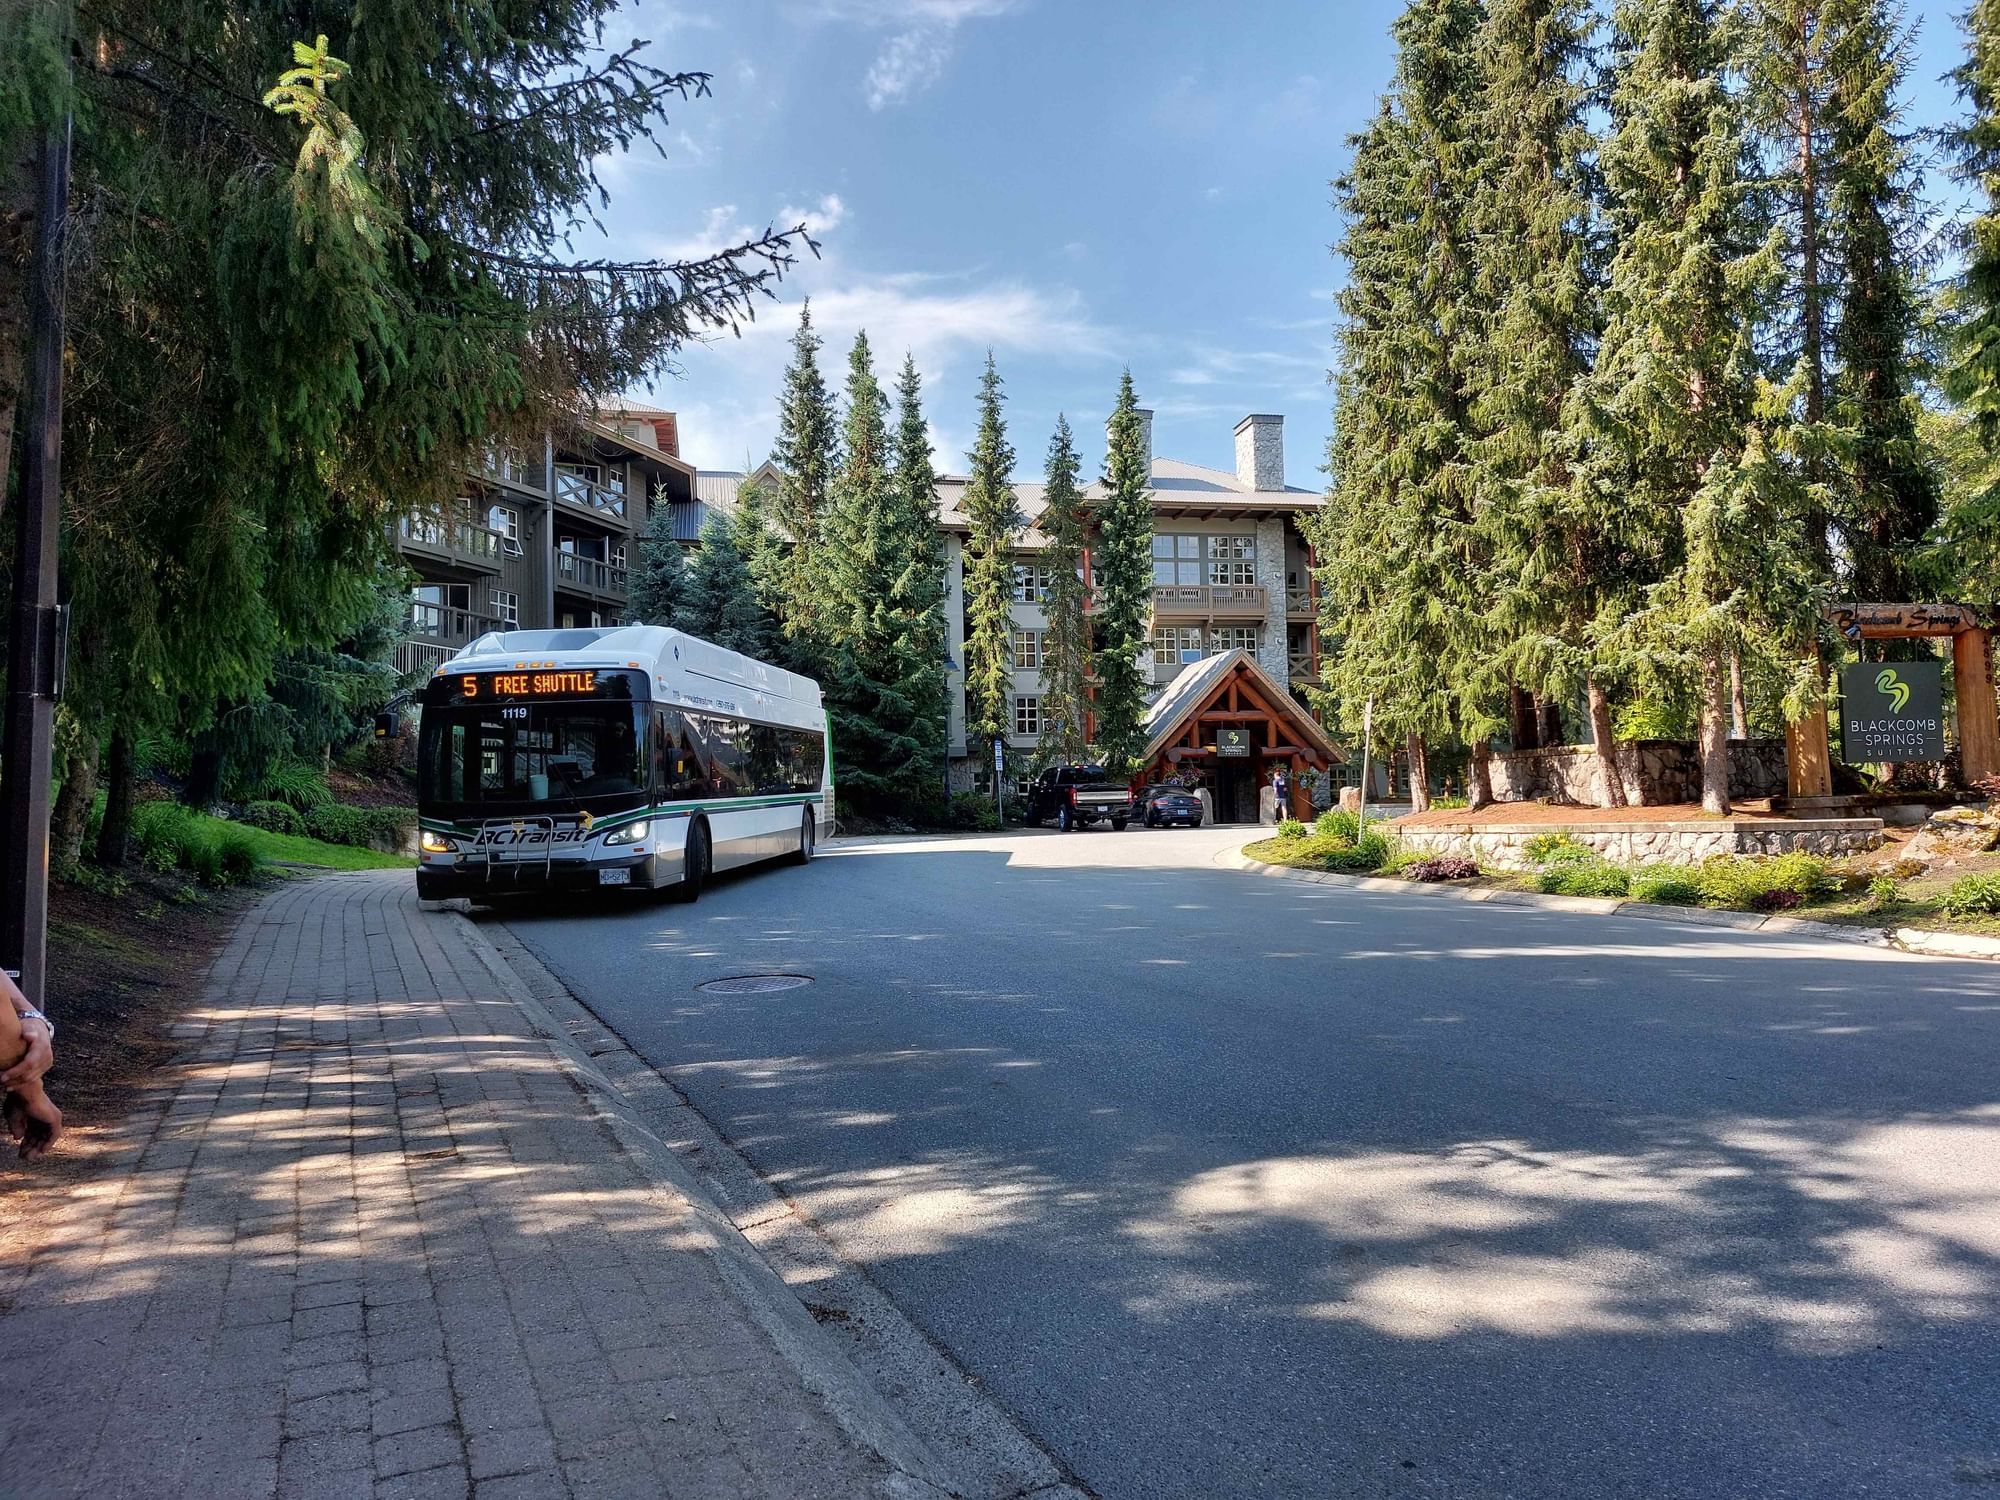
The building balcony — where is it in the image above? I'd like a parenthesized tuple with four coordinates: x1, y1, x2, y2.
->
(1151, 583, 1268, 621)
(1288, 651, 1318, 684)
(1285, 587, 1315, 619)
(397, 514, 504, 572)
(398, 604, 502, 676)
(555, 550, 628, 600)
(554, 467, 629, 521)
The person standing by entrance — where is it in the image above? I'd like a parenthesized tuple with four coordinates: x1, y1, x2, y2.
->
(1274, 768, 1291, 822)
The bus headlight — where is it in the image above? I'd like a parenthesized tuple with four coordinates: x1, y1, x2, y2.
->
(419, 830, 457, 854)
(603, 820, 650, 846)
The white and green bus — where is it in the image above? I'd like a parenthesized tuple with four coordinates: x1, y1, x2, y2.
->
(414, 625, 829, 903)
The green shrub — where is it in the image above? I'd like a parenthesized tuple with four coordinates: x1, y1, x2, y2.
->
(1693, 853, 1833, 910)
(303, 803, 414, 850)
(1428, 795, 1469, 810)
(1276, 818, 1306, 841)
(1535, 859, 1630, 898)
(1320, 829, 1392, 872)
(946, 792, 1001, 832)
(1629, 867, 1701, 906)
(130, 802, 266, 885)
(1867, 875, 1900, 908)
(1941, 873, 2000, 917)
(255, 758, 334, 810)
(1524, 832, 1595, 866)
(244, 800, 307, 837)
(1316, 809, 1358, 841)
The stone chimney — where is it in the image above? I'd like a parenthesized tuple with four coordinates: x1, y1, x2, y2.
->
(1112, 407, 1154, 481)
(1234, 414, 1284, 491)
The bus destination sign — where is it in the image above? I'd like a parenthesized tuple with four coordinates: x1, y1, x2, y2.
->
(459, 670, 600, 700)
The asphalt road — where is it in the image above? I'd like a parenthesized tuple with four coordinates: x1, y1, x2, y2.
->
(501, 825, 2000, 1500)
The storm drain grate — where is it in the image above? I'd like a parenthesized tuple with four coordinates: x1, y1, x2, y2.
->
(698, 974, 814, 995)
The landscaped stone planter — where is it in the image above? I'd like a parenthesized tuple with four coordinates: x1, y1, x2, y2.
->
(1395, 817, 1885, 870)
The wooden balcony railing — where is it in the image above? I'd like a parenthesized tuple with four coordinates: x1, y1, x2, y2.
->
(398, 514, 504, 568)
(554, 551, 628, 596)
(407, 602, 501, 644)
(1288, 651, 1318, 683)
(1285, 588, 1314, 617)
(554, 467, 628, 518)
(395, 640, 458, 676)
(1151, 583, 1268, 620)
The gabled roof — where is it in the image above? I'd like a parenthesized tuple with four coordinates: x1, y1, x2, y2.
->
(1140, 649, 1344, 765)
(932, 458, 1321, 541)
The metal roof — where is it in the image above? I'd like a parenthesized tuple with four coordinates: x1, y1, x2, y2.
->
(1139, 649, 1344, 765)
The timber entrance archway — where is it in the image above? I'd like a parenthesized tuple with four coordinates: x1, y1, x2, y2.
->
(1133, 649, 1342, 822)
(1787, 603, 1998, 800)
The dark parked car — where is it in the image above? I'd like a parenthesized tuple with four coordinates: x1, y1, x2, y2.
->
(1133, 784, 1204, 828)
(1025, 765, 1131, 831)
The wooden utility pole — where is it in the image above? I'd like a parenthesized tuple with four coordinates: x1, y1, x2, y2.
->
(0, 114, 71, 1005)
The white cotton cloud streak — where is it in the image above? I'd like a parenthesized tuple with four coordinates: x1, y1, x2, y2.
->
(788, 0, 1025, 110)
(657, 271, 1108, 469)
(866, 28, 956, 109)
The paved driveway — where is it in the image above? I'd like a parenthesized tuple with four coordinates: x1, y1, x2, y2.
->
(502, 825, 2000, 1500)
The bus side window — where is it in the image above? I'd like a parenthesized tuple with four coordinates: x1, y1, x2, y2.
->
(659, 711, 704, 801)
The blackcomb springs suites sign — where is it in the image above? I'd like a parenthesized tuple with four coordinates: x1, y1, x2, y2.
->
(1839, 661, 1946, 762)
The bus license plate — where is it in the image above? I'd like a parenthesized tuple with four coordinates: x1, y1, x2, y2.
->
(598, 867, 631, 886)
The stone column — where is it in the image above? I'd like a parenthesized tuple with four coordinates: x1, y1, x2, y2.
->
(1254, 518, 1289, 683)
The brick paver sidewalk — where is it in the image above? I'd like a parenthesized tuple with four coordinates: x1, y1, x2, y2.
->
(0, 872, 922, 1500)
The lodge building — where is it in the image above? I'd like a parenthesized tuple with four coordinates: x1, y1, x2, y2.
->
(700, 408, 1339, 821)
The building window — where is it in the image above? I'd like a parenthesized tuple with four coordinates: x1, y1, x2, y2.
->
(492, 590, 520, 627)
(1153, 625, 1204, 665)
(1152, 533, 1203, 586)
(1207, 535, 1257, 586)
(1013, 563, 1056, 603)
(1014, 696, 1040, 736)
(487, 504, 522, 551)
(611, 542, 627, 571)
(485, 445, 530, 486)
(1014, 629, 1042, 669)
(1210, 625, 1261, 655)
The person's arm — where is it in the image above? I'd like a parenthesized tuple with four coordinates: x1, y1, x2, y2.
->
(1, 972, 60, 1160)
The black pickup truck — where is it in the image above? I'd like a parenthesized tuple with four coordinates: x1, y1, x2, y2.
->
(1024, 765, 1131, 831)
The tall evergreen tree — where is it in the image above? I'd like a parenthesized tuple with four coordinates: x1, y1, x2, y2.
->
(819, 332, 942, 810)
(884, 355, 951, 793)
(1824, 0, 1936, 600)
(1093, 373, 1155, 771)
(1470, 0, 1627, 803)
(1036, 415, 1091, 766)
(676, 512, 777, 658)
(1579, 0, 1815, 813)
(767, 301, 838, 654)
(960, 354, 1022, 762)
(1946, 0, 2000, 553)
(1314, 0, 1501, 802)
(1745, 0, 1936, 597)
(629, 501, 689, 626)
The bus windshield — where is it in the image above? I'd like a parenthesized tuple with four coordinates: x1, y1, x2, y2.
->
(419, 701, 649, 812)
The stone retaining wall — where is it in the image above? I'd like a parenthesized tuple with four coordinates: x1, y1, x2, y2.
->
(1488, 739, 1788, 807)
(1395, 817, 1884, 870)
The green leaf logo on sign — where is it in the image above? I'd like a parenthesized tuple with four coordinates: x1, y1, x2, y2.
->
(1875, 668, 1910, 714)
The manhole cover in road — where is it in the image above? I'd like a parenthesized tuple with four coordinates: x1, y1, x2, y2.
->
(697, 974, 814, 995)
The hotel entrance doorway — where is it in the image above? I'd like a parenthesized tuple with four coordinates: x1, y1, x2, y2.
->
(1214, 761, 1257, 824)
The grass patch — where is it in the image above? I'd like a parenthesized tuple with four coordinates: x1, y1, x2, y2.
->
(231, 822, 412, 872)
(1244, 827, 1394, 874)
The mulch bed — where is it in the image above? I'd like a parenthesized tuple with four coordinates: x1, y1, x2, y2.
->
(1394, 800, 1801, 828)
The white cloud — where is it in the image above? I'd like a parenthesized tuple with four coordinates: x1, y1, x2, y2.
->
(788, 0, 1025, 110)
(777, 193, 847, 238)
(866, 28, 956, 109)
(648, 194, 845, 262)
(657, 269, 1109, 469)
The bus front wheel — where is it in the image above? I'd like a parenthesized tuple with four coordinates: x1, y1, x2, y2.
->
(678, 820, 711, 903)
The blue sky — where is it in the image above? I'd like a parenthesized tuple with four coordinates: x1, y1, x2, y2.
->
(596, 0, 1973, 481)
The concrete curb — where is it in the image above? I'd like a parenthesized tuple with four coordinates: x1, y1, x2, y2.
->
(1222, 845, 2000, 960)
(446, 908, 967, 1500)
(450, 907, 1088, 1500)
